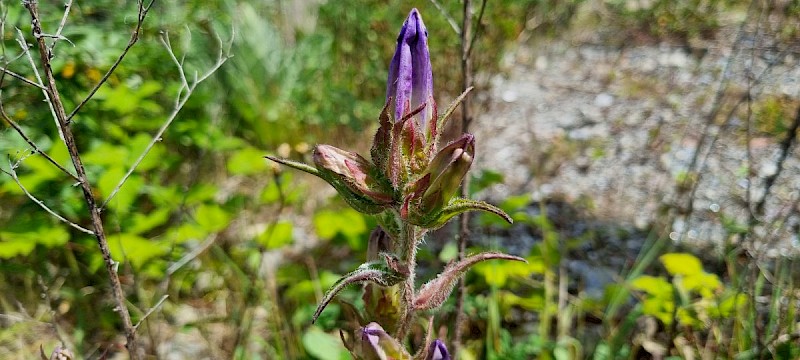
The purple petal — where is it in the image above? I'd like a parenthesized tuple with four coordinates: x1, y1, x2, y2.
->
(386, 8, 433, 126)
(427, 339, 451, 360)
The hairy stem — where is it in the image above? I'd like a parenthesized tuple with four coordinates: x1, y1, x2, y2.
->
(396, 223, 418, 339)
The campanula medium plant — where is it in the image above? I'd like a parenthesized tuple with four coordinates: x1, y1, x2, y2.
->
(267, 8, 522, 359)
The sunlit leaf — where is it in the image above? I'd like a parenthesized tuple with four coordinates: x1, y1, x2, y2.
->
(660, 253, 703, 277)
(0, 234, 37, 258)
(302, 326, 352, 360)
(195, 204, 230, 233)
(313, 208, 367, 250)
(630, 275, 673, 298)
(228, 147, 269, 175)
(257, 221, 293, 249)
(107, 233, 168, 269)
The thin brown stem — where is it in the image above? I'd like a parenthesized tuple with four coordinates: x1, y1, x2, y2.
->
(453, 0, 475, 356)
(0, 66, 46, 89)
(0, 96, 79, 181)
(100, 31, 229, 210)
(23, 1, 140, 358)
(1, 165, 93, 235)
(65, 0, 155, 123)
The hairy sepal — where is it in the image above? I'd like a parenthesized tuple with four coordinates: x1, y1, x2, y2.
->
(413, 252, 526, 311)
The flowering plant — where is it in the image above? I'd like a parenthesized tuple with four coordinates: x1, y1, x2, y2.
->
(267, 8, 522, 359)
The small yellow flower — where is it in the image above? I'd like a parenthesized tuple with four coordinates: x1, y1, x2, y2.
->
(86, 68, 101, 82)
(61, 61, 76, 79)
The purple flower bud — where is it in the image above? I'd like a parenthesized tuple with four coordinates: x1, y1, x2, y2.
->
(426, 339, 451, 360)
(386, 8, 434, 127)
(47, 346, 74, 360)
(356, 322, 411, 360)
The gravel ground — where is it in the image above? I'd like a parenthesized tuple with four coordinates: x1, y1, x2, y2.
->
(472, 27, 800, 259)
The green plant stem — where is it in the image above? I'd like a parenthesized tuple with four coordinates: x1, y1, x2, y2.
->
(396, 223, 418, 339)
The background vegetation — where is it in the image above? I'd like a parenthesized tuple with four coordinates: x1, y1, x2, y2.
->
(1, 0, 798, 359)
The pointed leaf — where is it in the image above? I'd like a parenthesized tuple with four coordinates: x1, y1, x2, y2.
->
(420, 198, 513, 229)
(264, 155, 320, 176)
(313, 260, 407, 323)
(433, 87, 472, 146)
(414, 252, 525, 311)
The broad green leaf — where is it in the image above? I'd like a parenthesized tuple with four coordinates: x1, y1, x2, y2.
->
(473, 255, 544, 287)
(438, 242, 458, 262)
(641, 297, 675, 325)
(683, 272, 722, 298)
(36, 227, 70, 247)
(84, 143, 129, 167)
(301, 326, 351, 360)
(660, 253, 703, 277)
(501, 291, 544, 311)
(107, 233, 168, 269)
(128, 133, 166, 171)
(630, 275, 673, 298)
(195, 204, 230, 233)
(228, 147, 269, 175)
(0, 234, 37, 258)
(0, 226, 70, 258)
(185, 184, 219, 205)
(128, 208, 171, 235)
(98, 166, 142, 214)
(257, 221, 293, 249)
(170, 224, 207, 243)
(313, 208, 367, 249)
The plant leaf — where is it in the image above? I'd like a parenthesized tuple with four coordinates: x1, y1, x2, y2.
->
(313, 259, 406, 323)
(264, 155, 320, 176)
(422, 198, 512, 229)
(414, 252, 525, 311)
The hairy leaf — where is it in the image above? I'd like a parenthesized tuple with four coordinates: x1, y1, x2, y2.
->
(414, 252, 525, 311)
(313, 259, 406, 323)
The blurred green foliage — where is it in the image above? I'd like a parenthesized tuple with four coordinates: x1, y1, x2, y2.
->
(1, 0, 798, 359)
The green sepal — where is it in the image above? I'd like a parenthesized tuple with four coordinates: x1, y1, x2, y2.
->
(264, 156, 319, 176)
(316, 168, 393, 215)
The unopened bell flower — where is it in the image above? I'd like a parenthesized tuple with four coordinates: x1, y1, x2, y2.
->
(386, 8, 434, 127)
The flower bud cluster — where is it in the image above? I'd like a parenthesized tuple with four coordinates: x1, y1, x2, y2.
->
(265, 8, 519, 359)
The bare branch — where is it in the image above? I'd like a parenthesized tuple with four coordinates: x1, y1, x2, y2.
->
(66, 0, 156, 123)
(50, 0, 74, 52)
(428, 0, 461, 35)
(15, 28, 64, 142)
(0, 164, 93, 235)
(0, 67, 46, 89)
(23, 1, 146, 357)
(133, 294, 169, 331)
(165, 234, 218, 277)
(0, 97, 79, 181)
(100, 32, 230, 209)
(466, 0, 488, 59)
